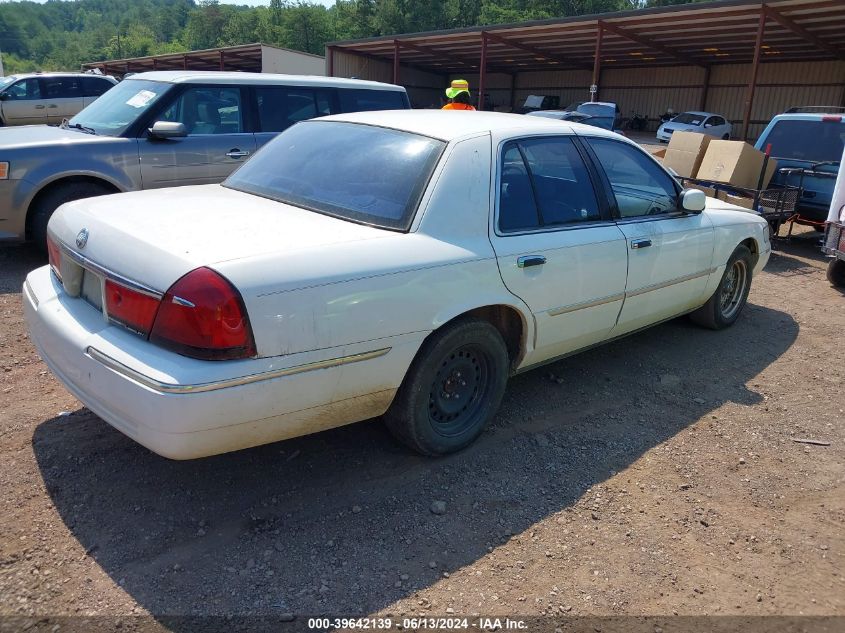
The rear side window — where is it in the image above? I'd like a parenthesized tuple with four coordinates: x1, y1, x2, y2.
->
(498, 137, 600, 233)
(763, 119, 845, 163)
(82, 77, 114, 97)
(338, 89, 407, 113)
(41, 76, 82, 99)
(256, 87, 334, 133)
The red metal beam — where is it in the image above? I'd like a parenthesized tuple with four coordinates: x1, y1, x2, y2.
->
(599, 20, 707, 68)
(592, 23, 603, 102)
(742, 9, 767, 141)
(219, 50, 225, 71)
(762, 4, 845, 60)
(699, 65, 711, 111)
(327, 45, 334, 76)
(393, 40, 400, 84)
(478, 33, 487, 110)
(483, 30, 592, 70)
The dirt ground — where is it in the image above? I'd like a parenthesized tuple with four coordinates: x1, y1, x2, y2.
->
(0, 227, 843, 632)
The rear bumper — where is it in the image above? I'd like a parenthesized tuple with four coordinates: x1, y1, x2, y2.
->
(23, 265, 419, 459)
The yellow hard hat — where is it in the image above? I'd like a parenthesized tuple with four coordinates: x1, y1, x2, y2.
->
(446, 79, 470, 99)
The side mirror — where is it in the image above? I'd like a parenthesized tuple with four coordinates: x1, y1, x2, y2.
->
(148, 121, 187, 139)
(680, 188, 706, 213)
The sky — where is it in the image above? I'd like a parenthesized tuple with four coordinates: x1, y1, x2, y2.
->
(0, 0, 338, 4)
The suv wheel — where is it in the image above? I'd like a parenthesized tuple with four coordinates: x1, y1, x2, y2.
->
(30, 182, 113, 253)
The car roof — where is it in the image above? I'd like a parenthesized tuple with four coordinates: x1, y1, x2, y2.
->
(678, 111, 714, 117)
(125, 71, 405, 91)
(317, 109, 624, 142)
(4, 72, 115, 80)
(768, 112, 845, 122)
(580, 101, 617, 108)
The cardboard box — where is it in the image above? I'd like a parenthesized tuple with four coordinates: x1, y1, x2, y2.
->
(685, 184, 718, 198)
(651, 147, 667, 160)
(697, 140, 778, 189)
(717, 190, 755, 210)
(662, 131, 712, 178)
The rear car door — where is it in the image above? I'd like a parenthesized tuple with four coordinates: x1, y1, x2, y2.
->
(252, 86, 335, 150)
(583, 136, 715, 336)
(0, 78, 46, 125)
(138, 85, 256, 189)
(40, 76, 85, 125)
(488, 135, 628, 365)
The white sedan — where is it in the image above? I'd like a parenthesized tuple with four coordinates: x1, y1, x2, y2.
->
(24, 110, 770, 459)
(657, 111, 732, 142)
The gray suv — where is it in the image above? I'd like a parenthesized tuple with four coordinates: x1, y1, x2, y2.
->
(0, 71, 410, 249)
(0, 72, 117, 126)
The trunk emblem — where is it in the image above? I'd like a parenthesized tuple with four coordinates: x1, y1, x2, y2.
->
(76, 229, 89, 249)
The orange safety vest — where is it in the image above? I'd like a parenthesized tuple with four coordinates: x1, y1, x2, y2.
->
(442, 103, 476, 111)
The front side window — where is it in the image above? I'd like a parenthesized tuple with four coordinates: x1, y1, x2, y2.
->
(586, 137, 678, 219)
(159, 86, 243, 135)
(68, 78, 171, 136)
(255, 87, 333, 133)
(224, 121, 444, 231)
(82, 77, 114, 97)
(498, 137, 601, 232)
(5, 78, 41, 100)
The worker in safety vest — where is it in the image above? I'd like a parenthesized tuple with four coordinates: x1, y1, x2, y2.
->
(442, 79, 476, 111)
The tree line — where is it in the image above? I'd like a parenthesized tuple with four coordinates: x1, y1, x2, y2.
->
(0, 0, 708, 75)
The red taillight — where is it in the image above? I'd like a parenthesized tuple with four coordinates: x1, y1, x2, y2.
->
(150, 267, 255, 361)
(105, 279, 160, 336)
(822, 116, 842, 122)
(46, 234, 62, 281)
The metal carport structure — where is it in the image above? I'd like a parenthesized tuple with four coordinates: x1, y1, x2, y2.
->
(326, 0, 845, 140)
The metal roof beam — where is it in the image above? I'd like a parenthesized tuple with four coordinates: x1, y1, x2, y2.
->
(482, 31, 593, 70)
(599, 20, 708, 68)
(762, 4, 845, 60)
(395, 39, 510, 74)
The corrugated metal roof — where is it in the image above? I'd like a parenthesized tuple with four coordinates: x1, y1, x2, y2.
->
(329, 0, 845, 74)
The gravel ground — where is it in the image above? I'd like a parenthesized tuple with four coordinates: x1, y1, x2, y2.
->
(0, 228, 842, 631)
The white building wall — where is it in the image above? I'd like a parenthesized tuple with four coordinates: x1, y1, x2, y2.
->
(262, 45, 325, 76)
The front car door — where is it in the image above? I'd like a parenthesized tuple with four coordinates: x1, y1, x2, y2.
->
(488, 135, 628, 366)
(582, 136, 715, 336)
(138, 85, 256, 189)
(0, 78, 46, 125)
(39, 76, 84, 125)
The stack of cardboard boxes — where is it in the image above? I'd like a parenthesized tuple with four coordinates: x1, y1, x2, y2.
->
(657, 131, 777, 210)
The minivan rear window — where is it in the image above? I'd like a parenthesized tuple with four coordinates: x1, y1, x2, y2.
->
(764, 119, 845, 163)
(338, 89, 408, 112)
(224, 120, 444, 231)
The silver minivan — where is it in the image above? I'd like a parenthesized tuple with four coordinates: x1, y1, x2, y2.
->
(0, 73, 117, 126)
(0, 71, 410, 249)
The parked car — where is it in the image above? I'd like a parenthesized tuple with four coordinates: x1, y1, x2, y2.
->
(656, 111, 732, 142)
(0, 71, 410, 249)
(754, 108, 845, 224)
(0, 72, 117, 126)
(24, 111, 771, 460)
(527, 101, 622, 132)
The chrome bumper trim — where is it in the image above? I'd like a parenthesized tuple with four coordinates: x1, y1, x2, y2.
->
(86, 346, 392, 395)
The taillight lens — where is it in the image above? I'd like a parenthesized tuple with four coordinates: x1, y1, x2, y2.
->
(105, 279, 160, 336)
(47, 234, 62, 281)
(150, 267, 256, 361)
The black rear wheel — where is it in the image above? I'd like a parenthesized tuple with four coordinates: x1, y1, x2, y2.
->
(384, 318, 509, 455)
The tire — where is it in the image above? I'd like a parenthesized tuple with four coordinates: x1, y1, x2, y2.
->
(827, 258, 845, 288)
(384, 317, 510, 456)
(30, 182, 113, 253)
(690, 244, 753, 330)
(722, 133, 730, 140)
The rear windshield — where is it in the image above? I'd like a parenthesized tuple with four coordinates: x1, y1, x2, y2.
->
(672, 113, 705, 125)
(764, 119, 845, 163)
(224, 121, 445, 231)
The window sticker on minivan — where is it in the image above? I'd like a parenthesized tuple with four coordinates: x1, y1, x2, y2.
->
(126, 90, 157, 108)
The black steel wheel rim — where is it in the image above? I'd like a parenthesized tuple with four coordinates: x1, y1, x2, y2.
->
(428, 345, 491, 436)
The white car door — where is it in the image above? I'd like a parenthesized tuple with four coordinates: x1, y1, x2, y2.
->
(488, 136, 628, 366)
(704, 115, 730, 139)
(583, 136, 715, 336)
(0, 78, 47, 125)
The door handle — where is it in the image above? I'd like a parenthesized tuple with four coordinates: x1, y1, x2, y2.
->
(631, 239, 652, 249)
(226, 149, 250, 158)
(35, 105, 46, 109)
(48, 104, 58, 109)
(517, 255, 546, 268)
